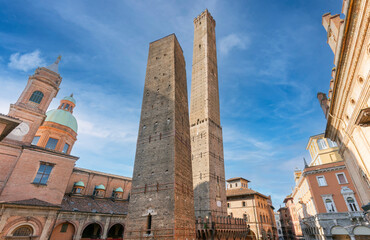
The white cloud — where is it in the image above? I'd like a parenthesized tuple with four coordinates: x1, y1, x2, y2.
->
(219, 33, 249, 55)
(8, 50, 45, 72)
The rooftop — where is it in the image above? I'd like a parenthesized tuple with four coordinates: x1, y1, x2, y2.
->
(226, 177, 250, 182)
(226, 188, 269, 199)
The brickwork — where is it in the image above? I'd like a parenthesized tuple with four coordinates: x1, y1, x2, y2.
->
(190, 9, 227, 218)
(124, 34, 195, 240)
(7, 66, 61, 145)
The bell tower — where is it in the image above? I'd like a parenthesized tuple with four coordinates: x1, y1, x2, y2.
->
(7, 56, 62, 144)
(190, 10, 227, 218)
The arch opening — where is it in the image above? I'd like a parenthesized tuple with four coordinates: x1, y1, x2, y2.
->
(50, 222, 75, 240)
(81, 223, 102, 239)
(107, 223, 124, 239)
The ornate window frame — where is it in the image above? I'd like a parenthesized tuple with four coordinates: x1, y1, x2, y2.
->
(340, 186, 360, 212)
(321, 194, 337, 213)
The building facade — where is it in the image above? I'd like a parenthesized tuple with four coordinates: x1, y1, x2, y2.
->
(226, 178, 277, 240)
(0, 58, 132, 240)
(283, 134, 370, 240)
(277, 205, 296, 240)
(274, 212, 284, 240)
(0, 9, 253, 240)
(317, 0, 370, 209)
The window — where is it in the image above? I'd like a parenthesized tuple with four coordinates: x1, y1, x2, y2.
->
(12, 225, 33, 236)
(336, 173, 348, 184)
(325, 199, 336, 212)
(45, 138, 58, 150)
(33, 163, 53, 185)
(64, 104, 70, 110)
(227, 203, 230, 208)
(147, 214, 152, 235)
(242, 201, 246, 207)
(327, 139, 338, 148)
(243, 214, 247, 220)
(347, 197, 358, 211)
(31, 136, 40, 145)
(62, 143, 70, 153)
(29, 91, 44, 104)
(74, 187, 82, 194)
(317, 139, 328, 150)
(317, 176, 327, 186)
(61, 223, 69, 232)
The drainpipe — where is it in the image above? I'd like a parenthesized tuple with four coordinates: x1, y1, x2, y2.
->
(48, 210, 61, 240)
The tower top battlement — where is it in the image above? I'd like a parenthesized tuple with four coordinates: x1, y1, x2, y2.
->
(194, 9, 215, 26)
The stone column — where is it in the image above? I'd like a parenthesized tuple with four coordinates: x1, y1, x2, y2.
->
(101, 217, 111, 239)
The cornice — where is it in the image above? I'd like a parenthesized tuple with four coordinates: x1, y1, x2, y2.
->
(23, 144, 79, 161)
(303, 165, 346, 176)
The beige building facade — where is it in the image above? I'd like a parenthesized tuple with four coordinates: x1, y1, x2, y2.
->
(226, 178, 277, 240)
(317, 0, 370, 208)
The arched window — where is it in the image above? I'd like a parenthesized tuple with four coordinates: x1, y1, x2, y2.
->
(12, 225, 33, 236)
(29, 91, 44, 104)
(347, 197, 358, 211)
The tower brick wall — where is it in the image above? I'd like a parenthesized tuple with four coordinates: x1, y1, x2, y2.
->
(124, 34, 195, 240)
(7, 66, 61, 144)
(190, 10, 227, 218)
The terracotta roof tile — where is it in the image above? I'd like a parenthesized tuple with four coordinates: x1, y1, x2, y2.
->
(3, 198, 60, 208)
(61, 195, 129, 215)
(226, 188, 268, 199)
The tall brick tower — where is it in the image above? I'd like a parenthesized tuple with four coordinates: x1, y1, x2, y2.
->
(124, 34, 196, 240)
(190, 10, 227, 218)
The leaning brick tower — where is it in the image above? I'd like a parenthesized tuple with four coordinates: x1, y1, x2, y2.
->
(190, 10, 227, 218)
(124, 34, 196, 240)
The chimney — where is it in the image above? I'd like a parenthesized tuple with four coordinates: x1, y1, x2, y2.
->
(317, 92, 329, 119)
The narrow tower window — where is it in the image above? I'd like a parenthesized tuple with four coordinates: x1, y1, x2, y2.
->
(29, 91, 44, 104)
(147, 214, 152, 235)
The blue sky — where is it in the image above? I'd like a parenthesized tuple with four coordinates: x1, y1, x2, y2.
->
(0, 0, 342, 207)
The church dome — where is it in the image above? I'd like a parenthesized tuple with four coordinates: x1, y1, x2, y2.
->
(45, 109, 78, 133)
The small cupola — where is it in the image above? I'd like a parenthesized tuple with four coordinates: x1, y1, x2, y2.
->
(93, 184, 106, 197)
(112, 187, 124, 199)
(72, 181, 85, 194)
(58, 94, 76, 113)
